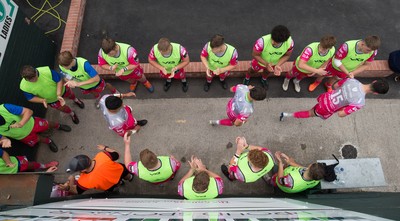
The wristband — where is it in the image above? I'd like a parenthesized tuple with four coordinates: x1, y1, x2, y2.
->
(109, 66, 113, 70)
(123, 67, 128, 71)
(104, 146, 109, 151)
(245, 145, 249, 149)
(234, 154, 240, 158)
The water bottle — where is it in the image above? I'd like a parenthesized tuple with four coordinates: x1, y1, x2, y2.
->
(333, 166, 345, 185)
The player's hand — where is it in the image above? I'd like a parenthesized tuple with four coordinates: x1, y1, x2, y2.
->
(46, 166, 58, 172)
(110, 64, 118, 72)
(161, 67, 168, 75)
(124, 92, 136, 98)
(57, 182, 70, 191)
(0, 137, 11, 148)
(116, 69, 124, 77)
(206, 69, 212, 77)
(274, 65, 282, 76)
(64, 81, 78, 88)
(97, 144, 106, 151)
(123, 132, 131, 145)
(274, 151, 283, 163)
(348, 72, 354, 78)
(248, 85, 255, 90)
(188, 155, 198, 171)
(57, 96, 66, 106)
(266, 63, 274, 72)
(169, 68, 176, 78)
(316, 68, 328, 76)
(281, 153, 291, 164)
(42, 99, 48, 108)
(6, 162, 16, 168)
(10, 122, 23, 128)
(195, 158, 206, 171)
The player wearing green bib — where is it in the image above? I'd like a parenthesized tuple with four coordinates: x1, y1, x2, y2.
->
(178, 156, 224, 200)
(272, 151, 333, 194)
(283, 35, 336, 93)
(323, 36, 380, 92)
(0, 103, 71, 152)
(58, 51, 118, 109)
(148, 38, 190, 92)
(221, 136, 275, 183)
(98, 38, 154, 93)
(0, 148, 58, 174)
(244, 25, 294, 90)
(123, 135, 181, 184)
(200, 34, 238, 92)
(20, 65, 83, 124)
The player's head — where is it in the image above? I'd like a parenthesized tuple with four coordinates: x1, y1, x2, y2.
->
(193, 171, 210, 193)
(67, 154, 91, 172)
(102, 37, 118, 56)
(248, 149, 268, 169)
(320, 35, 337, 50)
(370, 78, 389, 94)
(57, 51, 75, 69)
(157, 38, 172, 55)
(362, 35, 380, 53)
(210, 34, 225, 48)
(20, 65, 38, 82)
(271, 25, 291, 44)
(308, 162, 326, 180)
(250, 86, 267, 101)
(105, 96, 123, 112)
(140, 148, 158, 169)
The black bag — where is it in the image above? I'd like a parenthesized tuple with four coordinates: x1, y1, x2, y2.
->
(389, 50, 400, 73)
(323, 154, 340, 182)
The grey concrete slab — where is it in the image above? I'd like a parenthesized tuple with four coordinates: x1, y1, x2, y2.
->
(37, 97, 400, 196)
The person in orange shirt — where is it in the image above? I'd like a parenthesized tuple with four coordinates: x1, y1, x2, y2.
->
(61, 145, 133, 194)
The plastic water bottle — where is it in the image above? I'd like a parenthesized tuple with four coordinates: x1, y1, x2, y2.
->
(333, 166, 345, 185)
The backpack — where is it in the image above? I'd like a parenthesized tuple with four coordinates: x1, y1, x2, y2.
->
(388, 50, 400, 73)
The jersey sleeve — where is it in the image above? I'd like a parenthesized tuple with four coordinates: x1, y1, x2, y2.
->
(342, 105, 362, 115)
(83, 61, 98, 78)
(170, 157, 181, 173)
(127, 47, 140, 65)
(97, 49, 109, 66)
(214, 177, 224, 194)
(127, 161, 139, 175)
(366, 50, 378, 62)
(0, 148, 3, 157)
(229, 164, 245, 182)
(180, 45, 188, 59)
(299, 47, 313, 62)
(51, 70, 61, 83)
(23, 92, 35, 100)
(253, 38, 264, 52)
(287, 39, 295, 52)
(336, 78, 348, 87)
(177, 180, 185, 196)
(334, 43, 348, 60)
(148, 47, 157, 61)
(200, 43, 209, 58)
(230, 49, 238, 66)
(3, 104, 23, 115)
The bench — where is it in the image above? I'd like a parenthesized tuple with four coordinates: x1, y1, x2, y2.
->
(95, 60, 393, 80)
(317, 158, 386, 190)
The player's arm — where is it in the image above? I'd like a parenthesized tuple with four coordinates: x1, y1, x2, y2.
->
(14, 107, 33, 128)
(0, 136, 12, 148)
(0, 149, 15, 167)
(233, 119, 244, 127)
(148, 48, 166, 71)
(277, 50, 293, 67)
(74, 62, 100, 87)
(123, 133, 133, 166)
(174, 46, 190, 70)
(252, 49, 268, 67)
(98, 49, 115, 71)
(337, 105, 361, 117)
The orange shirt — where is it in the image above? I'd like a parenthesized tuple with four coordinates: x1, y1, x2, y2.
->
(77, 152, 124, 191)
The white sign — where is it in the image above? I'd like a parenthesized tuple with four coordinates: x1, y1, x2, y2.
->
(0, 0, 18, 66)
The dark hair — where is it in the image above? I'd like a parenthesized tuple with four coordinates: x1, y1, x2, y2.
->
(371, 78, 389, 94)
(210, 34, 225, 48)
(157, 38, 171, 52)
(193, 171, 210, 192)
(105, 96, 123, 110)
(271, 25, 291, 43)
(309, 163, 326, 180)
(248, 149, 268, 169)
(320, 35, 337, 49)
(58, 51, 74, 67)
(140, 149, 158, 169)
(250, 86, 267, 101)
(0, 115, 5, 126)
(20, 65, 37, 80)
(102, 37, 117, 54)
(364, 35, 380, 50)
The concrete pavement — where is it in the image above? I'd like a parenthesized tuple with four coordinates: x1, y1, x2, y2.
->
(37, 92, 400, 196)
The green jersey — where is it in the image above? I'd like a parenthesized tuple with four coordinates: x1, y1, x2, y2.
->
(101, 42, 133, 76)
(332, 40, 375, 72)
(182, 176, 219, 200)
(237, 150, 274, 183)
(259, 34, 293, 66)
(137, 156, 174, 183)
(153, 42, 182, 73)
(206, 43, 236, 71)
(276, 166, 320, 193)
(295, 42, 335, 73)
(0, 104, 34, 140)
(59, 57, 99, 89)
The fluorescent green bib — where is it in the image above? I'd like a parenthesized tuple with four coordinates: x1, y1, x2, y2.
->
(237, 151, 274, 183)
(0, 156, 19, 174)
(332, 40, 374, 72)
(183, 176, 218, 200)
(154, 43, 182, 72)
(137, 156, 174, 183)
(59, 57, 99, 89)
(20, 66, 64, 103)
(207, 43, 235, 71)
(260, 34, 292, 66)
(0, 105, 34, 140)
(101, 42, 132, 76)
(276, 166, 320, 193)
(295, 42, 335, 73)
